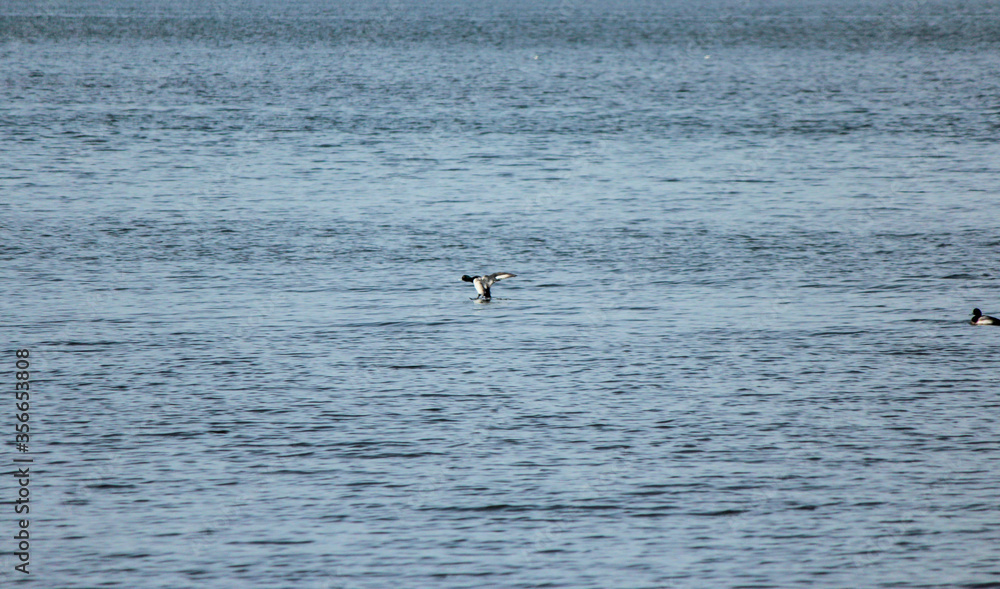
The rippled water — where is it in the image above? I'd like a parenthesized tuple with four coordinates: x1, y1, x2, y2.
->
(3, 0, 1000, 587)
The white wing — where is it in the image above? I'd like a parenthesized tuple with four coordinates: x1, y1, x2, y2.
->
(488, 272, 516, 282)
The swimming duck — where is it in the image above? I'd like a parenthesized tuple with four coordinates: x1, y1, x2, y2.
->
(461, 272, 516, 300)
(971, 308, 1000, 325)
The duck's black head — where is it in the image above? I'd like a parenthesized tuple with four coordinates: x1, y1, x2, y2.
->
(972, 308, 983, 318)
(461, 275, 475, 283)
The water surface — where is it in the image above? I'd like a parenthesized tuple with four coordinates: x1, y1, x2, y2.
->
(3, 1, 1000, 587)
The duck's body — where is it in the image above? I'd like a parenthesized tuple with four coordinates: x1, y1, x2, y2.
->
(971, 308, 1000, 325)
(461, 272, 516, 300)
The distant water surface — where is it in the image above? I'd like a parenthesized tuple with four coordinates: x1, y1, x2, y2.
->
(3, 0, 1000, 587)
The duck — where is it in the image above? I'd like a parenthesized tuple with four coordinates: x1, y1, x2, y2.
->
(461, 272, 516, 300)
(971, 308, 1000, 325)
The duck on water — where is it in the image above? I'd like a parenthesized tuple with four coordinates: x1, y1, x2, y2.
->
(461, 272, 516, 300)
(971, 308, 1000, 325)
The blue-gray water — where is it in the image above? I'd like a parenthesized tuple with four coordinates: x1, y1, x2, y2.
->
(3, 0, 1000, 587)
